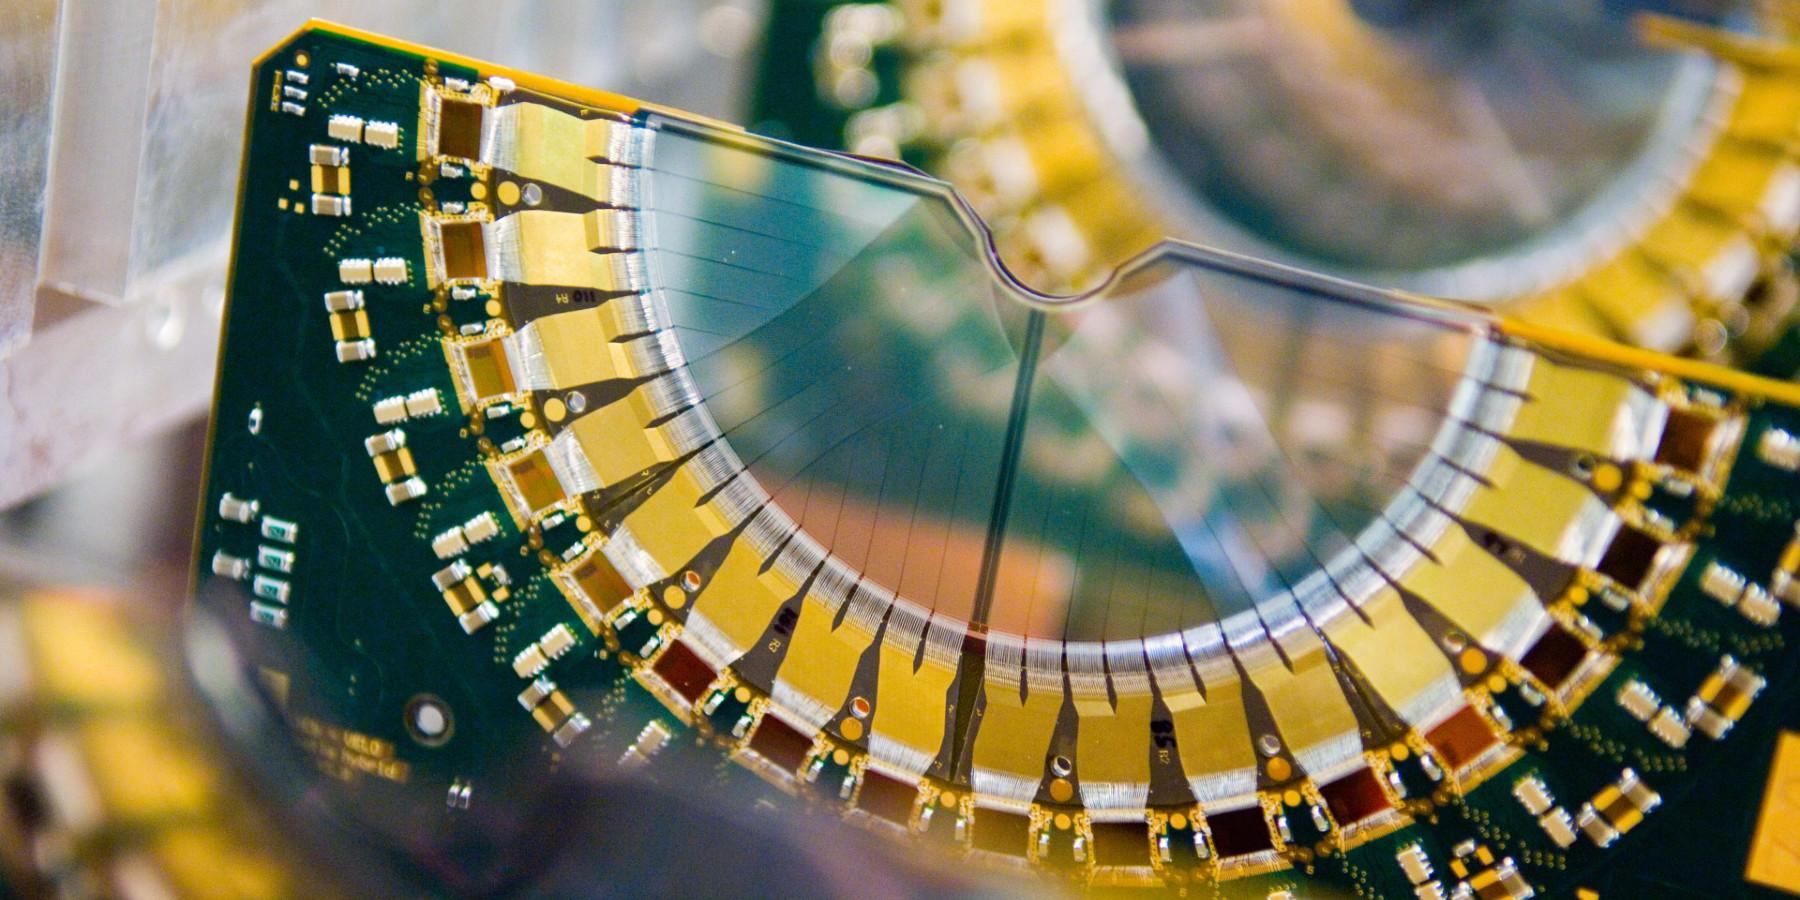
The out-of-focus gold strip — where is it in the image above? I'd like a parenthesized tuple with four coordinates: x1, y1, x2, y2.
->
(1508, 358, 1654, 458)
(1568, 251, 1691, 349)
(691, 540, 798, 655)
(563, 397, 684, 486)
(1322, 587, 1457, 725)
(497, 103, 590, 189)
(971, 668, 1062, 789)
(494, 104, 634, 203)
(896, 0, 1049, 50)
(774, 591, 879, 722)
(498, 211, 636, 290)
(1640, 15, 1800, 73)
(1687, 142, 1796, 222)
(618, 466, 730, 571)
(1746, 730, 1800, 893)
(871, 622, 958, 767)
(1073, 681, 1153, 790)
(1401, 526, 1540, 652)
(1160, 663, 1258, 786)
(1459, 442, 1603, 561)
(1511, 287, 1615, 338)
(522, 306, 643, 387)
(1499, 317, 1800, 406)
(23, 595, 165, 708)
(153, 825, 292, 900)
(76, 719, 215, 822)
(1240, 639, 1360, 764)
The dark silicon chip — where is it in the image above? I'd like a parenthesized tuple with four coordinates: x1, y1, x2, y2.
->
(1425, 705, 1501, 769)
(1090, 821, 1151, 867)
(972, 809, 1032, 856)
(747, 715, 813, 773)
(856, 770, 918, 825)
(1207, 806, 1275, 858)
(651, 639, 716, 705)
(1520, 623, 1589, 689)
(1597, 524, 1661, 591)
(1319, 767, 1393, 826)
(1654, 407, 1715, 472)
(437, 97, 484, 160)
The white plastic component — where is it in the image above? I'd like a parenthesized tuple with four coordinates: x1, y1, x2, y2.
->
(363, 429, 406, 456)
(250, 602, 289, 629)
(1648, 707, 1691, 748)
(218, 492, 258, 523)
(1575, 805, 1618, 847)
(260, 517, 298, 543)
(373, 257, 408, 284)
(338, 258, 373, 283)
(364, 120, 400, 148)
(336, 339, 376, 362)
(1616, 681, 1659, 722)
(309, 144, 347, 166)
(1757, 428, 1800, 471)
(1618, 769, 1661, 814)
(458, 601, 500, 634)
(1700, 561, 1746, 606)
(619, 720, 672, 771)
(1738, 584, 1779, 627)
(323, 289, 364, 312)
(373, 396, 408, 424)
(256, 545, 295, 573)
(552, 713, 591, 748)
(1538, 808, 1577, 848)
(432, 526, 469, 560)
(251, 574, 290, 604)
(1687, 700, 1732, 740)
(327, 114, 364, 142)
(512, 644, 550, 678)
(335, 62, 360, 77)
(432, 560, 471, 592)
(518, 677, 557, 711)
(385, 476, 428, 505)
(1511, 776, 1554, 816)
(1729, 664, 1768, 698)
(211, 551, 250, 580)
(311, 194, 351, 216)
(405, 388, 443, 418)
(540, 623, 576, 660)
(463, 512, 499, 545)
(1396, 843, 1432, 885)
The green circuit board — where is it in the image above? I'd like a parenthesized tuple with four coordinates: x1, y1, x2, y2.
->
(195, 24, 1800, 897)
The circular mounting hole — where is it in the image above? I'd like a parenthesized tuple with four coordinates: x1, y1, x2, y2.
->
(1257, 733, 1283, 757)
(405, 695, 454, 747)
(1050, 755, 1073, 778)
(681, 570, 703, 592)
(565, 391, 588, 414)
(1572, 454, 1596, 478)
(522, 183, 543, 206)
(850, 696, 871, 718)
